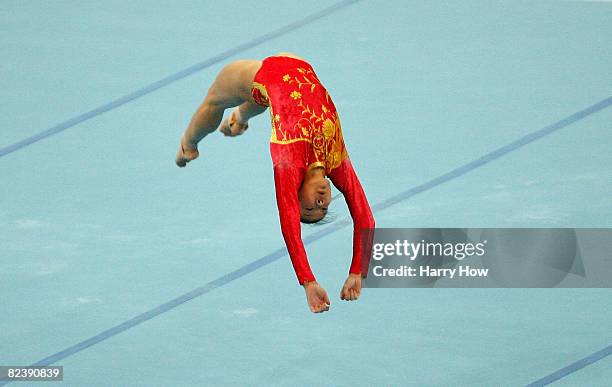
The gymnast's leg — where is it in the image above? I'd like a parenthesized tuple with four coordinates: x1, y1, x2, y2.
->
(175, 59, 262, 167)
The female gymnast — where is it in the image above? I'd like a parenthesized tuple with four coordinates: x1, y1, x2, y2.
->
(175, 53, 375, 313)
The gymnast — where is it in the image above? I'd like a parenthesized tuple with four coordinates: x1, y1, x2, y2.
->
(175, 52, 375, 313)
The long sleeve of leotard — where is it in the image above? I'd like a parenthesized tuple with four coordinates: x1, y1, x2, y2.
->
(328, 157, 375, 276)
(272, 148, 316, 285)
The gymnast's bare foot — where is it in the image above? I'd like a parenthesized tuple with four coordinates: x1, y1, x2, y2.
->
(219, 109, 248, 137)
(175, 136, 199, 167)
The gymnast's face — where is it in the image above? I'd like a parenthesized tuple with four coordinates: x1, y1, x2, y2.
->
(299, 174, 332, 223)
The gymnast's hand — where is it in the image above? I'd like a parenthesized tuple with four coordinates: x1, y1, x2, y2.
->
(303, 281, 330, 313)
(219, 109, 248, 137)
(340, 273, 362, 301)
(175, 137, 199, 167)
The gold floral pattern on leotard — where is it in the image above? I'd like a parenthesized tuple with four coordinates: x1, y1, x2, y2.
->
(252, 81, 285, 143)
(251, 81, 269, 106)
(253, 57, 348, 173)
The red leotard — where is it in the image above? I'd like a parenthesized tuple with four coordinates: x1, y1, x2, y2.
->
(251, 56, 375, 285)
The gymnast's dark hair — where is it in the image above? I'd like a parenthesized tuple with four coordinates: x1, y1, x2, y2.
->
(300, 210, 337, 225)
